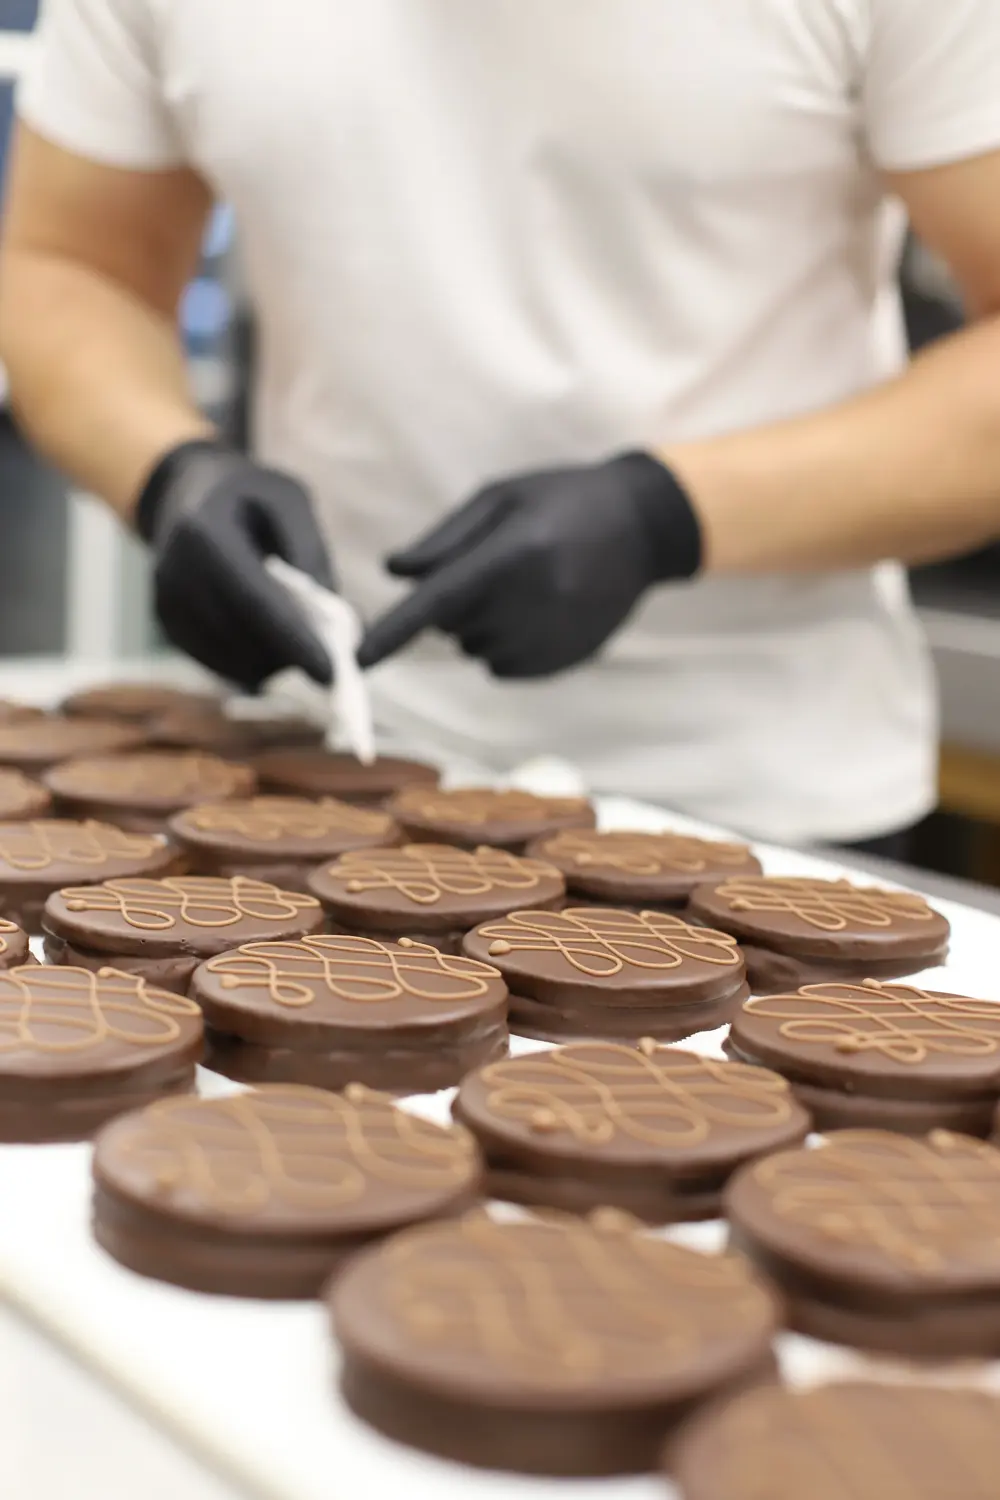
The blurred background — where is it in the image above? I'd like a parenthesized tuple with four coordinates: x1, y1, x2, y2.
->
(1, 3, 999, 885)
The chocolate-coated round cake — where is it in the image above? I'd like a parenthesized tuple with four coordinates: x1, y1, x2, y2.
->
(387, 786, 595, 853)
(169, 796, 399, 892)
(43, 874, 325, 994)
(463, 906, 748, 1042)
(252, 748, 439, 807)
(147, 706, 323, 756)
(727, 979, 1000, 1136)
(0, 769, 52, 822)
(0, 918, 30, 970)
(671, 1381, 1000, 1500)
(331, 1209, 778, 1476)
(44, 751, 256, 832)
(0, 716, 146, 773)
(726, 1127, 1000, 1357)
(528, 829, 762, 909)
(308, 844, 565, 954)
(687, 875, 950, 993)
(63, 682, 219, 723)
(194, 933, 508, 1093)
(0, 820, 179, 934)
(0, 964, 202, 1141)
(92, 1083, 482, 1296)
(453, 1041, 809, 1220)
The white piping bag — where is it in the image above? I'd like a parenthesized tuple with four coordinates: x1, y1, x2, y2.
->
(265, 557, 376, 764)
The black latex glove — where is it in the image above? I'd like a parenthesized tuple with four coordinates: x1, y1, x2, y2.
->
(357, 451, 701, 677)
(136, 439, 334, 691)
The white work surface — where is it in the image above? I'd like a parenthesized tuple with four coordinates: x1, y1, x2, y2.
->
(3, 789, 1000, 1500)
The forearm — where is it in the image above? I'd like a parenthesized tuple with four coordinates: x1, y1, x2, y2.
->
(663, 314, 1000, 573)
(0, 250, 213, 519)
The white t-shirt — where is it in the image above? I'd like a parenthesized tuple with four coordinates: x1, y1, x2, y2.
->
(19, 0, 1000, 841)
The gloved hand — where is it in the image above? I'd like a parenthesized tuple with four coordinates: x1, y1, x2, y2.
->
(136, 439, 334, 691)
(357, 451, 701, 677)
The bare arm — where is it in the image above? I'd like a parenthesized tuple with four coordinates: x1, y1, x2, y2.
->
(0, 125, 215, 519)
(662, 149, 1000, 573)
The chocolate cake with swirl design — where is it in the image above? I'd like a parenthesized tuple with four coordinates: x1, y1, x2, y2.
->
(387, 785, 595, 853)
(0, 819, 178, 933)
(42, 875, 325, 994)
(463, 906, 749, 1042)
(727, 979, 1000, 1136)
(330, 1209, 778, 1475)
(726, 1128, 1000, 1357)
(169, 795, 399, 893)
(0, 965, 202, 1141)
(528, 828, 761, 908)
(454, 1041, 808, 1219)
(192, 933, 508, 1092)
(44, 751, 256, 833)
(308, 844, 565, 955)
(687, 876, 949, 993)
(252, 748, 439, 807)
(92, 1084, 481, 1296)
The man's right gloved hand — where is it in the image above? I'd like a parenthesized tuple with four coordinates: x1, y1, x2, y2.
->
(135, 439, 334, 692)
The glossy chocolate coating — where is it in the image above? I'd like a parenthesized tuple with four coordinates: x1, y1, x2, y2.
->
(0, 717, 146, 773)
(44, 752, 256, 833)
(464, 906, 749, 1043)
(726, 1128, 1000, 1357)
(527, 828, 761, 907)
(0, 964, 202, 1142)
(193, 932, 509, 1093)
(331, 1211, 778, 1475)
(0, 820, 179, 934)
(687, 876, 949, 994)
(388, 786, 595, 854)
(93, 1084, 481, 1296)
(671, 1381, 1000, 1500)
(454, 1042, 808, 1221)
(726, 979, 1000, 1137)
(252, 749, 439, 807)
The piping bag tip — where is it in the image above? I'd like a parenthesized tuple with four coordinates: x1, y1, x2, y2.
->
(265, 557, 376, 765)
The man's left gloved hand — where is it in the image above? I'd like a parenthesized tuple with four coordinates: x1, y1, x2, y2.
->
(357, 451, 702, 677)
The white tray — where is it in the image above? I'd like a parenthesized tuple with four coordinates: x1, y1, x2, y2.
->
(3, 798, 1000, 1500)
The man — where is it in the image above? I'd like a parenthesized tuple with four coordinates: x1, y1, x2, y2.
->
(2, 2, 1000, 847)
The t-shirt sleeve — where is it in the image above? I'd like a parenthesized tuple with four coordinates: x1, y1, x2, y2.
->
(17, 0, 184, 169)
(864, 0, 1000, 171)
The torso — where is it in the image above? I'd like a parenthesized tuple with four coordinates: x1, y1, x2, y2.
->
(148, 1, 933, 836)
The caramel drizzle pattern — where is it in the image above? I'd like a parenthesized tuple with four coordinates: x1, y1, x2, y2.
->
(188, 796, 389, 843)
(119, 1086, 476, 1212)
(59, 876, 319, 930)
(0, 917, 17, 959)
(476, 1044, 793, 1146)
(0, 820, 161, 873)
(0, 965, 200, 1052)
(546, 829, 753, 876)
(745, 980, 1000, 1064)
(710, 1384, 1000, 1499)
(385, 1211, 771, 1383)
(206, 934, 501, 1007)
(396, 788, 588, 826)
(714, 877, 934, 932)
(754, 1131, 1000, 1272)
(476, 907, 741, 976)
(56, 752, 246, 798)
(329, 844, 553, 906)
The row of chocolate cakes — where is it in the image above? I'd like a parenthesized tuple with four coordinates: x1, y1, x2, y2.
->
(1, 685, 1000, 1494)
